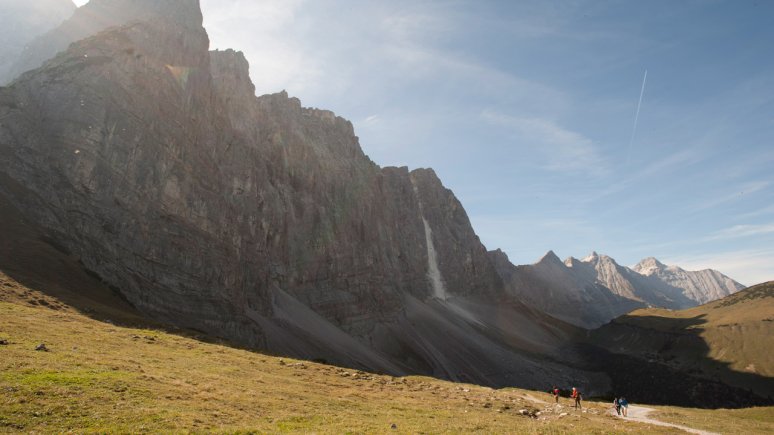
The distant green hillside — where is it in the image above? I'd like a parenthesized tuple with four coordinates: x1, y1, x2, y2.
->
(588, 282, 774, 403)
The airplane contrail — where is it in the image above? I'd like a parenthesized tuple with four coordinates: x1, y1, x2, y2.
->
(627, 69, 648, 164)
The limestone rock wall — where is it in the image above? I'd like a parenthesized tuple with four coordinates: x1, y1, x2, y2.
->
(0, 1, 527, 381)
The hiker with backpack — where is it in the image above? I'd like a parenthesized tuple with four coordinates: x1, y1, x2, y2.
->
(552, 386, 560, 404)
(613, 397, 621, 415)
(571, 387, 582, 410)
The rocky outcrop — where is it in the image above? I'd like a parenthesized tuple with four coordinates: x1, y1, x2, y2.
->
(0, 0, 604, 389)
(0, 0, 76, 84)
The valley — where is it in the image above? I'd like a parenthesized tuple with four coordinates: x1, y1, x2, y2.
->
(2, 276, 771, 433)
(0, 1, 772, 432)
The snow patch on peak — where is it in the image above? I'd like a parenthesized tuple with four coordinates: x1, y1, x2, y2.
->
(582, 251, 599, 263)
(564, 256, 577, 267)
(633, 257, 667, 275)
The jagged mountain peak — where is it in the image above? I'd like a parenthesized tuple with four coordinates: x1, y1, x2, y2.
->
(537, 250, 563, 265)
(582, 251, 619, 266)
(633, 257, 667, 273)
(491, 248, 508, 258)
(496, 248, 745, 328)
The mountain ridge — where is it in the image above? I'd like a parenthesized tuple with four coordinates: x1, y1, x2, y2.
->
(491, 249, 744, 328)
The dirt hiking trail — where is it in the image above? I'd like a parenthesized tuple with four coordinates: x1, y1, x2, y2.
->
(616, 405, 720, 435)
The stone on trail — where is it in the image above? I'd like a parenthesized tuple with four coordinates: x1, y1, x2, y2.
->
(35, 343, 48, 351)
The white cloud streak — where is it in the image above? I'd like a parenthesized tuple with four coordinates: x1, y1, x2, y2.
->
(710, 223, 774, 240)
(626, 69, 648, 164)
(481, 110, 607, 174)
(689, 180, 771, 213)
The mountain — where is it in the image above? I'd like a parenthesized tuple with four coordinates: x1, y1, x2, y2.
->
(633, 257, 745, 304)
(0, 0, 603, 391)
(0, 0, 76, 84)
(491, 250, 744, 328)
(489, 250, 643, 329)
(585, 281, 774, 406)
(0, 0, 755, 401)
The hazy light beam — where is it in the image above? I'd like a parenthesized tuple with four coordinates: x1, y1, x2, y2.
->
(626, 69, 648, 164)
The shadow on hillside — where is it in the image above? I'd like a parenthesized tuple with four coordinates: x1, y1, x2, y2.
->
(0, 191, 263, 362)
(570, 313, 774, 409)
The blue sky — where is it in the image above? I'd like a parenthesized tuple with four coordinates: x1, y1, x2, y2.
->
(76, 1, 774, 285)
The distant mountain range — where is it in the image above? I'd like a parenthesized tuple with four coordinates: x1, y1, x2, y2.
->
(490, 250, 745, 328)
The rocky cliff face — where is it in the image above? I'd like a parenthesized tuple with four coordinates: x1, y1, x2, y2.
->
(0, 0, 605, 390)
(0, 0, 76, 84)
(491, 250, 744, 328)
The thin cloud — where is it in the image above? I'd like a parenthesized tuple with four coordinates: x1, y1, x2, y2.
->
(363, 115, 380, 124)
(736, 204, 774, 220)
(710, 223, 774, 240)
(481, 110, 607, 174)
(202, 0, 321, 96)
(689, 180, 771, 213)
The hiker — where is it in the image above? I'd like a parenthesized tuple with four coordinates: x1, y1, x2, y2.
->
(619, 397, 629, 417)
(552, 386, 560, 404)
(571, 387, 582, 409)
(613, 397, 621, 415)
